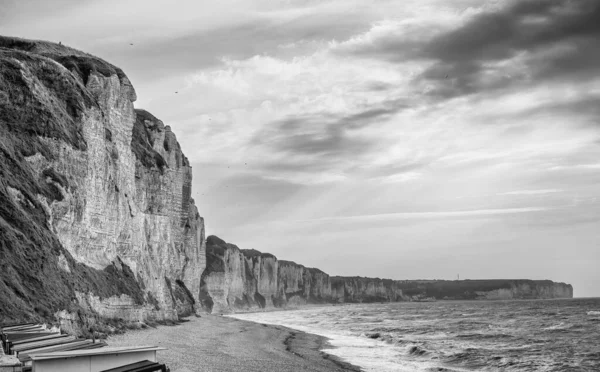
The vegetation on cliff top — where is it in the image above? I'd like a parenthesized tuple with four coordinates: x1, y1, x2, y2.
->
(241, 248, 276, 260)
(0, 36, 127, 85)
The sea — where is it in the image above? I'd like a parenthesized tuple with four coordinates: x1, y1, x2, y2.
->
(230, 298, 600, 372)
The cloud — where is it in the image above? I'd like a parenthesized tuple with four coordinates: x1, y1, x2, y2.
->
(497, 189, 562, 196)
(369, 172, 423, 184)
(418, 0, 600, 99)
(181, 49, 415, 184)
(331, 0, 600, 101)
(130, 0, 600, 194)
(549, 163, 600, 171)
(285, 207, 555, 225)
(251, 98, 409, 159)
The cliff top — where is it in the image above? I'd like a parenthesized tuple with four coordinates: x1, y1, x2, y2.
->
(277, 260, 326, 275)
(206, 236, 277, 259)
(206, 235, 241, 256)
(0, 36, 129, 86)
(241, 249, 276, 260)
(278, 260, 301, 267)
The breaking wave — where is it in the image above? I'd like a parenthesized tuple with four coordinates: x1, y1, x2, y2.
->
(231, 298, 600, 371)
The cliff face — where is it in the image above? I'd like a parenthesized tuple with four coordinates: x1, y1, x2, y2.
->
(0, 36, 204, 327)
(242, 249, 279, 308)
(331, 277, 404, 303)
(199, 236, 269, 313)
(200, 236, 573, 313)
(474, 280, 574, 300)
(277, 261, 332, 305)
(201, 236, 401, 313)
(396, 280, 574, 301)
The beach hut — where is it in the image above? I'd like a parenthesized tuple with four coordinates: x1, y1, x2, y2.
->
(29, 346, 166, 372)
(100, 360, 168, 372)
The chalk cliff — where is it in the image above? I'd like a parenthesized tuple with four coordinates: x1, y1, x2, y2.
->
(199, 236, 266, 313)
(277, 261, 332, 305)
(0, 36, 204, 329)
(331, 277, 404, 303)
(200, 236, 573, 313)
(396, 280, 574, 301)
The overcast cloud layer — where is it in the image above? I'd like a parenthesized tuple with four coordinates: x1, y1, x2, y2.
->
(2, 0, 599, 296)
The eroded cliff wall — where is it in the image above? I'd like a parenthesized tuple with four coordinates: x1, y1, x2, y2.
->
(200, 236, 573, 313)
(0, 36, 204, 328)
(276, 261, 332, 305)
(199, 236, 266, 313)
(201, 236, 403, 313)
(331, 277, 404, 303)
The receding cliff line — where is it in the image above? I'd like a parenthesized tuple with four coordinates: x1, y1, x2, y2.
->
(199, 235, 573, 313)
(0, 36, 204, 332)
(0, 36, 574, 328)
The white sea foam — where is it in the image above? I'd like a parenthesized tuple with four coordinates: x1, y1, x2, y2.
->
(228, 299, 600, 372)
(229, 308, 459, 372)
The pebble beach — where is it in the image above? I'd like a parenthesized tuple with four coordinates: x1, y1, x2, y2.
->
(108, 315, 362, 372)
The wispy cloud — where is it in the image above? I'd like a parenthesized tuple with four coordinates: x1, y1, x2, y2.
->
(497, 189, 563, 196)
(278, 207, 556, 225)
(549, 163, 600, 171)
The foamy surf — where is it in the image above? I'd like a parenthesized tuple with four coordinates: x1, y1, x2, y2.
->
(229, 311, 453, 372)
(229, 299, 600, 371)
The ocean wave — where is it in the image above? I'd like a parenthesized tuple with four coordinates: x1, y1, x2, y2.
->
(231, 298, 600, 372)
(407, 345, 429, 357)
(363, 332, 396, 344)
(542, 322, 572, 331)
(370, 326, 410, 333)
(456, 332, 513, 340)
(443, 350, 487, 368)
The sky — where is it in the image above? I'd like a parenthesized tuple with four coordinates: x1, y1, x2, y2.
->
(2, 0, 599, 297)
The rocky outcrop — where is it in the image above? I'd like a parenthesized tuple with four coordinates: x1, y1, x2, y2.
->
(0, 36, 204, 327)
(331, 277, 404, 303)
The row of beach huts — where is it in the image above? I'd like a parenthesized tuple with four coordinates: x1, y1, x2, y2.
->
(0, 323, 168, 372)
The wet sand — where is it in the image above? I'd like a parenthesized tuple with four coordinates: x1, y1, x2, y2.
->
(108, 315, 362, 372)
